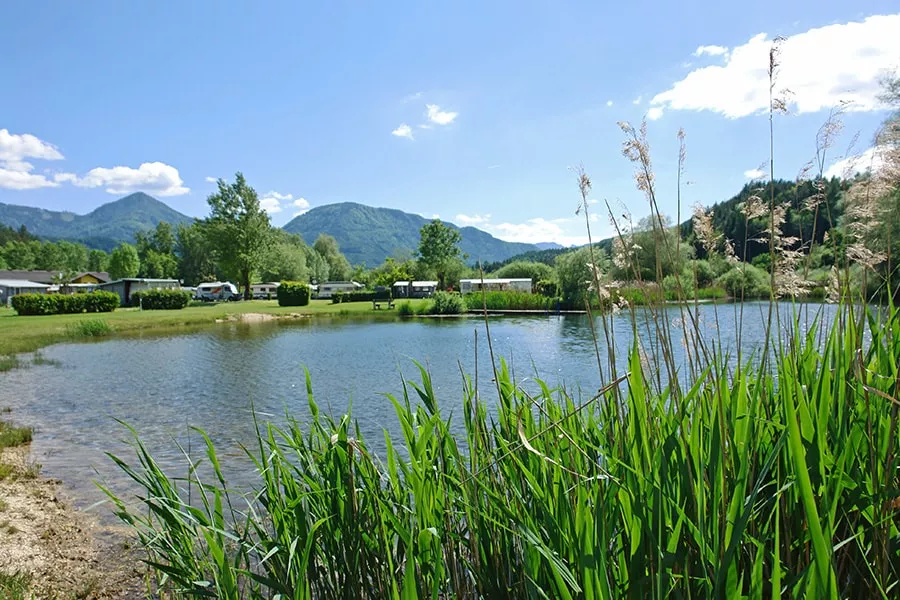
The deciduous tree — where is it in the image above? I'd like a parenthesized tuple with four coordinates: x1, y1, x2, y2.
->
(417, 219, 462, 289)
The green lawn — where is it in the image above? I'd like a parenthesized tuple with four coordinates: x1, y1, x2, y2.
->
(0, 298, 431, 357)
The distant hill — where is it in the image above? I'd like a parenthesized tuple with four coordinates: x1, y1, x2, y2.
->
(283, 202, 538, 266)
(535, 242, 564, 250)
(0, 192, 194, 251)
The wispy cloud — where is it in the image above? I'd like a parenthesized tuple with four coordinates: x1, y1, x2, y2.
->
(205, 176, 217, 183)
(391, 123, 414, 140)
(426, 104, 458, 125)
(744, 168, 765, 179)
(824, 147, 886, 179)
(402, 91, 423, 103)
(606, 100, 614, 107)
(455, 213, 491, 226)
(632, 95, 642, 105)
(647, 107, 664, 120)
(693, 44, 729, 57)
(487, 164, 501, 170)
(650, 15, 900, 119)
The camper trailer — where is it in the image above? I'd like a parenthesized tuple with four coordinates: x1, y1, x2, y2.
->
(195, 281, 240, 301)
(250, 282, 280, 299)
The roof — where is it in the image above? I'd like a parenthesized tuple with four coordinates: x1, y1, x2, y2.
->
(0, 270, 56, 284)
(321, 281, 364, 286)
(100, 278, 180, 286)
(73, 271, 111, 282)
(393, 280, 439, 287)
(0, 279, 50, 288)
(460, 278, 532, 284)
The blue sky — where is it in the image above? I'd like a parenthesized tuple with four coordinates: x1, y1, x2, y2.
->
(1, 2, 898, 246)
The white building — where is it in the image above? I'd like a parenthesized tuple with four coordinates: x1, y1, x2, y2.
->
(0, 279, 50, 306)
(459, 278, 532, 295)
(316, 281, 364, 299)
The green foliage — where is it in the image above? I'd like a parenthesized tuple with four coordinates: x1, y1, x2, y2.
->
(396, 300, 414, 316)
(330, 290, 389, 304)
(555, 245, 608, 307)
(491, 260, 554, 282)
(716, 263, 771, 298)
(370, 257, 415, 287)
(282, 201, 535, 267)
(105, 307, 900, 598)
(130, 289, 192, 310)
(108, 243, 140, 280)
(276, 281, 311, 307)
(313, 234, 351, 281)
(427, 290, 464, 314)
(176, 222, 217, 286)
(418, 219, 463, 290)
(463, 291, 559, 311)
(261, 231, 310, 283)
(87, 249, 109, 272)
(0, 421, 32, 449)
(136, 222, 179, 279)
(204, 173, 274, 300)
(66, 319, 114, 338)
(11, 291, 118, 315)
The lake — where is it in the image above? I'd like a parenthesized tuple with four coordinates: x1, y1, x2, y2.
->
(1, 301, 840, 514)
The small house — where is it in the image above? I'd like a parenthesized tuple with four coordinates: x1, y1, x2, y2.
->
(392, 280, 438, 298)
(99, 278, 180, 306)
(0, 279, 50, 306)
(250, 282, 280, 299)
(71, 272, 111, 284)
(316, 281, 364, 299)
(459, 278, 532, 295)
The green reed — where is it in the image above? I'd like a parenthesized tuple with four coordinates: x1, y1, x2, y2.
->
(102, 302, 900, 599)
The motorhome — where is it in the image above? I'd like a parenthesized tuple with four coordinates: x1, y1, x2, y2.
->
(195, 281, 240, 301)
(250, 282, 280, 299)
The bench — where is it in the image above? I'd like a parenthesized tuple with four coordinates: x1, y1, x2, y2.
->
(372, 298, 395, 310)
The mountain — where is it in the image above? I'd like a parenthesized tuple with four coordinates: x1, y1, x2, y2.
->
(0, 192, 194, 250)
(283, 202, 538, 266)
(535, 242, 564, 250)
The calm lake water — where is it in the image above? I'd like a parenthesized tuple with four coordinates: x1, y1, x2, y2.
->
(2, 301, 840, 515)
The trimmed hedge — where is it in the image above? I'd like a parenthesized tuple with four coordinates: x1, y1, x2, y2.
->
(11, 291, 119, 316)
(277, 281, 311, 307)
(131, 289, 192, 310)
(330, 290, 390, 304)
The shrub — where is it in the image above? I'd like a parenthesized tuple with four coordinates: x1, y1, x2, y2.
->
(11, 292, 119, 316)
(131, 289, 192, 310)
(716, 263, 771, 298)
(428, 291, 465, 315)
(397, 301, 414, 316)
(277, 281, 311, 307)
(463, 291, 560, 311)
(330, 290, 388, 304)
(66, 319, 114, 338)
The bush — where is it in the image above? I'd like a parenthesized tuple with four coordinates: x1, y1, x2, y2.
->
(277, 281, 311, 307)
(67, 319, 114, 338)
(463, 291, 560, 311)
(716, 263, 771, 298)
(11, 291, 119, 316)
(131, 289, 192, 310)
(397, 301, 414, 316)
(428, 291, 465, 315)
(330, 290, 388, 304)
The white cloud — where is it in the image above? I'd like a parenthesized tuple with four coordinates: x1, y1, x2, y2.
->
(744, 168, 765, 179)
(432, 213, 440, 219)
(0, 129, 65, 190)
(632, 95, 642, 105)
(824, 147, 886, 179)
(651, 15, 900, 119)
(426, 104, 458, 125)
(402, 91, 423, 103)
(392, 123, 414, 139)
(488, 217, 590, 246)
(260, 197, 283, 214)
(292, 197, 310, 210)
(258, 191, 308, 215)
(205, 176, 217, 183)
(606, 100, 614, 107)
(68, 162, 189, 196)
(455, 213, 491, 226)
(647, 107, 664, 120)
(693, 44, 729, 57)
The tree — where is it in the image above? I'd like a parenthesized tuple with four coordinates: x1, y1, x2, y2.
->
(556, 246, 609, 306)
(57, 241, 88, 272)
(417, 219, 462, 290)
(370, 258, 415, 287)
(137, 223, 178, 279)
(176, 223, 217, 286)
(87, 249, 109, 273)
(204, 173, 273, 299)
(260, 232, 310, 283)
(1, 240, 37, 269)
(108, 243, 140, 280)
(493, 260, 554, 282)
(313, 234, 351, 281)
(305, 246, 330, 283)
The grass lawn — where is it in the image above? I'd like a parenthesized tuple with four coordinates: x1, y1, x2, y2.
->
(0, 298, 431, 358)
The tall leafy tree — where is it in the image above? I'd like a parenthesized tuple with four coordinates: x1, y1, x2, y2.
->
(176, 222, 217, 286)
(87, 249, 109, 273)
(108, 243, 140, 280)
(304, 246, 329, 283)
(260, 231, 309, 282)
(313, 234, 351, 281)
(417, 219, 462, 289)
(136, 223, 178, 279)
(204, 173, 273, 299)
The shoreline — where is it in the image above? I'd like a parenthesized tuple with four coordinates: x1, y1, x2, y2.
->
(0, 438, 146, 599)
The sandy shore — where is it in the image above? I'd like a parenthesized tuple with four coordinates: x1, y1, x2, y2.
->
(0, 443, 146, 599)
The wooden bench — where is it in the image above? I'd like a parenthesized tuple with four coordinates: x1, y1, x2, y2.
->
(372, 298, 395, 310)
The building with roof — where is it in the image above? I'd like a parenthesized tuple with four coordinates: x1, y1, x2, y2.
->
(392, 280, 438, 298)
(0, 279, 50, 306)
(0, 270, 111, 286)
(99, 278, 180, 306)
(315, 281, 364, 299)
(459, 278, 532, 295)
